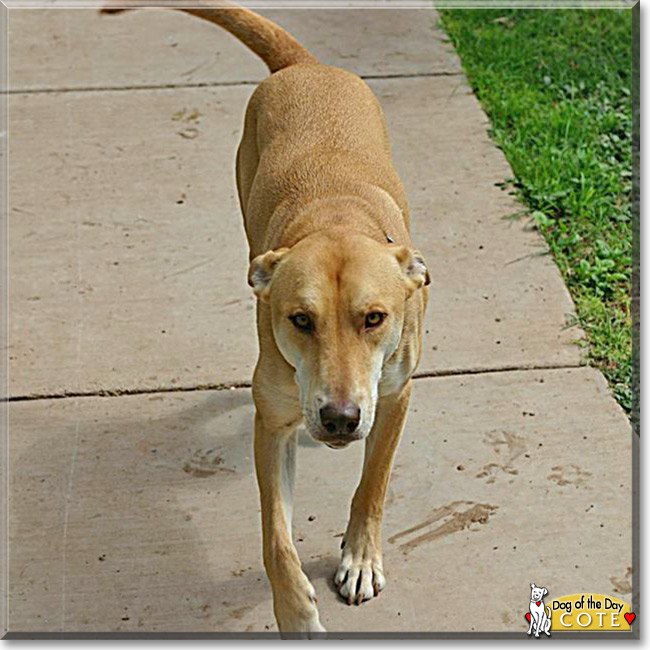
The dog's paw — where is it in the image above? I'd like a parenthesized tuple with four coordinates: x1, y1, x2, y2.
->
(278, 613, 327, 639)
(275, 578, 327, 637)
(334, 533, 385, 605)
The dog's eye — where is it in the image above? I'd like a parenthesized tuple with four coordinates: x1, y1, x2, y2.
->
(365, 312, 386, 329)
(289, 313, 313, 332)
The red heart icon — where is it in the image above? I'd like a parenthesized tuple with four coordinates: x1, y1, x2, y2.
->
(536, 601, 541, 606)
(624, 613, 636, 625)
(525, 613, 531, 623)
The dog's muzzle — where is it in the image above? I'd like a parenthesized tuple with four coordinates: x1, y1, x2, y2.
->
(311, 401, 364, 448)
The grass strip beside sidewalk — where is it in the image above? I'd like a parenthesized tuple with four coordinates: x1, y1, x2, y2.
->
(440, 9, 633, 412)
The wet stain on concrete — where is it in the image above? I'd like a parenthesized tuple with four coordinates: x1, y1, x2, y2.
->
(610, 566, 632, 594)
(476, 430, 526, 484)
(228, 604, 254, 620)
(475, 462, 518, 484)
(388, 500, 467, 544)
(183, 448, 235, 477)
(388, 500, 498, 554)
(485, 430, 526, 458)
(547, 464, 591, 487)
(231, 566, 253, 578)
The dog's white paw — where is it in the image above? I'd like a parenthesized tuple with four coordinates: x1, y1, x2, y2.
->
(279, 613, 327, 639)
(334, 538, 385, 605)
(275, 579, 327, 637)
(278, 610, 327, 638)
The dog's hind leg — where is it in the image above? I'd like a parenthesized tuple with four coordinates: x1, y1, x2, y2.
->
(335, 381, 412, 605)
(544, 608, 552, 635)
(254, 410, 326, 636)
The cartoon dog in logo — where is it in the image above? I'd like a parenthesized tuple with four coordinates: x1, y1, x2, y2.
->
(527, 583, 552, 637)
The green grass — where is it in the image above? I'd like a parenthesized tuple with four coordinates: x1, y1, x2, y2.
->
(439, 9, 633, 412)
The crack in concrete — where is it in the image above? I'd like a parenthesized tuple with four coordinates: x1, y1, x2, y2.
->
(5, 362, 585, 403)
(412, 361, 585, 380)
(3, 71, 463, 96)
(4, 381, 253, 402)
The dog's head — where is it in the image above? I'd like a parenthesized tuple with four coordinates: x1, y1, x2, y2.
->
(248, 228, 429, 448)
(530, 584, 548, 602)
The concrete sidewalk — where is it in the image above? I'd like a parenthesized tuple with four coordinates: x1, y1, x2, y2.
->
(6, 8, 633, 635)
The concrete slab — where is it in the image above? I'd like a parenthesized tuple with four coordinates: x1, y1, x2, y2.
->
(383, 77, 583, 375)
(7, 8, 461, 92)
(8, 367, 632, 633)
(8, 85, 257, 398)
(8, 76, 583, 398)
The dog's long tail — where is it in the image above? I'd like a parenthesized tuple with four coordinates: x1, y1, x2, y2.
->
(101, 1, 319, 73)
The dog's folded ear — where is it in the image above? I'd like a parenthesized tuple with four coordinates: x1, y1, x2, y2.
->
(248, 248, 290, 300)
(531, 583, 536, 589)
(543, 588, 548, 596)
(390, 245, 431, 294)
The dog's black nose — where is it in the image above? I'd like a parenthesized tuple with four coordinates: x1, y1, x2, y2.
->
(320, 402, 361, 436)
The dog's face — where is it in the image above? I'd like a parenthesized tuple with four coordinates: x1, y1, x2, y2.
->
(249, 229, 429, 448)
(530, 584, 548, 602)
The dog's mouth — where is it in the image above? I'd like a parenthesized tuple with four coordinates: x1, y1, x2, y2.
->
(323, 439, 352, 450)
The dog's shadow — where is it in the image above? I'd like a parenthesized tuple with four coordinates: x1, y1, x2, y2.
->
(11, 387, 269, 631)
(12, 384, 363, 631)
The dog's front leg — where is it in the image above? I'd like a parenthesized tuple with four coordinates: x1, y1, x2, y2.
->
(254, 412, 326, 636)
(526, 612, 534, 635)
(335, 381, 412, 605)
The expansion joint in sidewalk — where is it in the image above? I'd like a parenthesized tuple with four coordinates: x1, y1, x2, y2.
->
(413, 361, 585, 380)
(4, 381, 252, 403)
(5, 362, 585, 403)
(3, 71, 463, 96)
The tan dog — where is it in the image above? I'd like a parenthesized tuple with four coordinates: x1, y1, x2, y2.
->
(102, 1, 430, 636)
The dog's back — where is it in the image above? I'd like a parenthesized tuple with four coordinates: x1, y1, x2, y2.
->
(238, 64, 411, 252)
